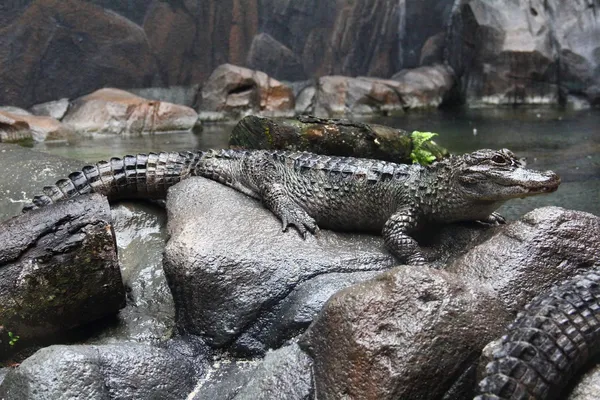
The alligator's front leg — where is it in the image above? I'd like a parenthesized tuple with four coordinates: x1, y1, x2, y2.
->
(261, 183, 319, 238)
(382, 208, 425, 265)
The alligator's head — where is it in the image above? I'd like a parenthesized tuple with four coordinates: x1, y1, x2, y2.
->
(452, 148, 560, 202)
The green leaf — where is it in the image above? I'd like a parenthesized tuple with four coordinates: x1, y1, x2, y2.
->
(410, 131, 439, 165)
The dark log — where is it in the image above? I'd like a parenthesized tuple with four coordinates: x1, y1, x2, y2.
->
(229, 115, 448, 163)
(0, 194, 125, 359)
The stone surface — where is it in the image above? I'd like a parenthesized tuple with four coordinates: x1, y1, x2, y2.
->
(90, 203, 174, 345)
(390, 64, 455, 108)
(447, 0, 600, 106)
(0, 0, 157, 108)
(198, 64, 294, 119)
(163, 178, 396, 354)
(62, 88, 198, 134)
(300, 207, 600, 399)
(569, 365, 600, 400)
(300, 265, 509, 400)
(190, 343, 313, 400)
(0, 194, 124, 357)
(29, 98, 70, 121)
(0, 343, 198, 399)
(246, 33, 304, 82)
(312, 76, 403, 117)
(447, 207, 600, 314)
(0, 110, 72, 143)
(128, 85, 201, 108)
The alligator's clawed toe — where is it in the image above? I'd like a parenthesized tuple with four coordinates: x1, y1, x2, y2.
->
(281, 210, 319, 239)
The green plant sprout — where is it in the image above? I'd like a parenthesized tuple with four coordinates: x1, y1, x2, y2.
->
(410, 131, 438, 165)
(8, 331, 19, 346)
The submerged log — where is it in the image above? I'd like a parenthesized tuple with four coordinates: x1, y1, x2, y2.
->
(0, 194, 125, 359)
(229, 115, 448, 163)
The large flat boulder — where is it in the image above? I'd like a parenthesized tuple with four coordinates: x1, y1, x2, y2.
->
(62, 88, 198, 134)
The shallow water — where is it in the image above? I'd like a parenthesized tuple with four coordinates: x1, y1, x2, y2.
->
(33, 108, 600, 220)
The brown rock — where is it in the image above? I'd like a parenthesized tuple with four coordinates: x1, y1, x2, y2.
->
(198, 64, 294, 119)
(246, 33, 304, 81)
(62, 88, 198, 134)
(301, 265, 509, 400)
(0, 109, 72, 142)
(0, 0, 157, 108)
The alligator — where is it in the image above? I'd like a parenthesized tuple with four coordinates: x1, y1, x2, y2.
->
(23, 148, 560, 264)
(476, 266, 600, 400)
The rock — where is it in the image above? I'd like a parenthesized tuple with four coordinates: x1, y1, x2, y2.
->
(390, 64, 455, 108)
(299, 207, 600, 399)
(163, 178, 396, 354)
(90, 203, 174, 344)
(198, 64, 295, 119)
(0, 194, 125, 358)
(246, 33, 305, 82)
(419, 32, 447, 66)
(191, 343, 313, 400)
(0, 144, 85, 221)
(447, 207, 600, 314)
(0, 343, 198, 400)
(569, 365, 600, 400)
(127, 85, 201, 108)
(547, 1, 600, 105)
(260, 0, 400, 78)
(0, 109, 72, 143)
(0, 0, 157, 108)
(230, 115, 447, 163)
(62, 88, 198, 134)
(29, 98, 70, 120)
(143, 0, 259, 87)
(300, 265, 510, 400)
(0, 107, 31, 117)
(312, 76, 403, 117)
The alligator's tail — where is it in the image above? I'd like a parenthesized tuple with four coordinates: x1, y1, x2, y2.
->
(23, 150, 238, 212)
(475, 267, 600, 400)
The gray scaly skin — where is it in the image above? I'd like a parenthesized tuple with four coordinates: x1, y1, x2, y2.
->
(476, 267, 600, 400)
(23, 148, 560, 264)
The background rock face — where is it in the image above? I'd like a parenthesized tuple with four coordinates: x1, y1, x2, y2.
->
(0, 0, 156, 108)
(447, 0, 600, 106)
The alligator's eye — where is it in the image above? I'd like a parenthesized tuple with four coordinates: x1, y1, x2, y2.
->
(492, 155, 506, 164)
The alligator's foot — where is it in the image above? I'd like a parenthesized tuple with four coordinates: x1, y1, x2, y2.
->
(280, 208, 320, 239)
(262, 183, 320, 239)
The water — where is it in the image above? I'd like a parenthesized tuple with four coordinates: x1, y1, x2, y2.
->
(32, 108, 600, 219)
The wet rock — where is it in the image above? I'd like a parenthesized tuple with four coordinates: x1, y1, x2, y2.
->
(0, 343, 198, 400)
(0, 109, 72, 143)
(246, 33, 304, 82)
(0, 194, 125, 358)
(0, 0, 157, 108)
(0, 144, 85, 221)
(90, 203, 174, 344)
(198, 64, 295, 120)
(299, 207, 600, 399)
(163, 178, 396, 354)
(447, 207, 600, 314)
(391, 64, 455, 108)
(62, 88, 198, 134)
(191, 343, 313, 400)
(300, 265, 510, 400)
(29, 98, 70, 120)
(569, 365, 600, 400)
(419, 32, 447, 66)
(312, 76, 403, 117)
